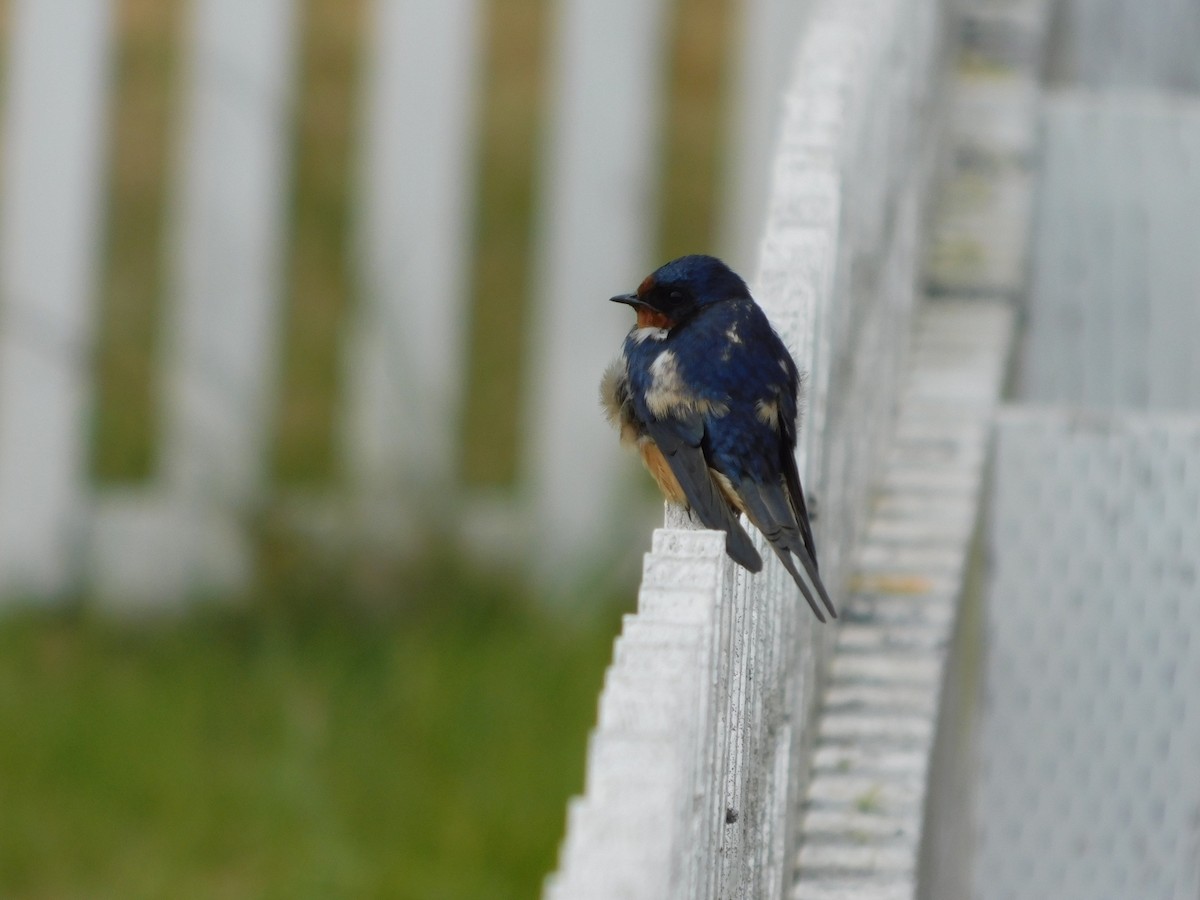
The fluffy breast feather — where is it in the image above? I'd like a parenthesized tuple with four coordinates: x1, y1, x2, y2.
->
(600, 357, 640, 446)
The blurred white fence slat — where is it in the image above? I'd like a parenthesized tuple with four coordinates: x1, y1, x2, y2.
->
(87, 0, 300, 605)
(526, 0, 671, 573)
(0, 0, 113, 598)
(164, 0, 297, 502)
(719, 0, 813, 273)
(344, 0, 481, 519)
(545, 0, 951, 891)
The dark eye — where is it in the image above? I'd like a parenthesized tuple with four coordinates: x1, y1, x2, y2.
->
(668, 290, 684, 302)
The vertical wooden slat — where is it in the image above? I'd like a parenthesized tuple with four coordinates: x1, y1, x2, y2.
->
(343, 0, 482, 507)
(0, 0, 113, 599)
(162, 0, 297, 501)
(719, 0, 814, 271)
(526, 0, 672, 572)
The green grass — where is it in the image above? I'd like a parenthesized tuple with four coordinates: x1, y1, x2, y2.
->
(0, 561, 631, 898)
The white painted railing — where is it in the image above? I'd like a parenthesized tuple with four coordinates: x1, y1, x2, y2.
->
(544, 0, 952, 894)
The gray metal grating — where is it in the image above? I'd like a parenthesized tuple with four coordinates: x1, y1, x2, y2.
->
(1021, 92, 1200, 413)
(975, 409, 1200, 900)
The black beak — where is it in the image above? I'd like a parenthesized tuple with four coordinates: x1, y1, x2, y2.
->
(609, 292, 644, 307)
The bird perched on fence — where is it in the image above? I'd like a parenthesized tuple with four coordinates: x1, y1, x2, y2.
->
(600, 254, 835, 622)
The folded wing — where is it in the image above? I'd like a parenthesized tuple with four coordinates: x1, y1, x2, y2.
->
(736, 476, 837, 622)
(644, 415, 763, 573)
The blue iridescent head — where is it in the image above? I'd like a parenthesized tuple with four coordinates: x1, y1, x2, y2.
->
(610, 254, 751, 328)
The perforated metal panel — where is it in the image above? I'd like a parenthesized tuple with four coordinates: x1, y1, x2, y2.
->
(1021, 92, 1200, 412)
(975, 409, 1200, 900)
(1053, 0, 1200, 92)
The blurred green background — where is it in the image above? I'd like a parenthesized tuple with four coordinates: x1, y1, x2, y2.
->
(0, 0, 735, 895)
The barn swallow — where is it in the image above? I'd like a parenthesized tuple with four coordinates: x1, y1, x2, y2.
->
(600, 254, 835, 622)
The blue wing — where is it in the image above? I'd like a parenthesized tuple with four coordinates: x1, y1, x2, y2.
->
(684, 305, 835, 620)
(643, 413, 763, 574)
(734, 474, 835, 622)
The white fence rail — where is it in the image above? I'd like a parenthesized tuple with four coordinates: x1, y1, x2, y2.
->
(0, 0, 809, 605)
(545, 0, 952, 893)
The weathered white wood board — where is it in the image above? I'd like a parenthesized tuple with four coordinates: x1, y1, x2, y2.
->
(0, 0, 114, 597)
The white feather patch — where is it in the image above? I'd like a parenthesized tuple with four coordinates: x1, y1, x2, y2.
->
(645, 350, 729, 419)
(755, 397, 780, 429)
(631, 326, 669, 344)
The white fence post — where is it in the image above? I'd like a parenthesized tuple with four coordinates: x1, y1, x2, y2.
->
(525, 0, 672, 575)
(163, 0, 298, 502)
(0, 0, 113, 600)
(719, 0, 814, 272)
(544, 529, 728, 900)
(342, 0, 481, 521)
(88, 0, 300, 603)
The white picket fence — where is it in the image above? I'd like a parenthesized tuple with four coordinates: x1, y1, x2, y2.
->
(544, 0, 953, 893)
(0, 0, 814, 606)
